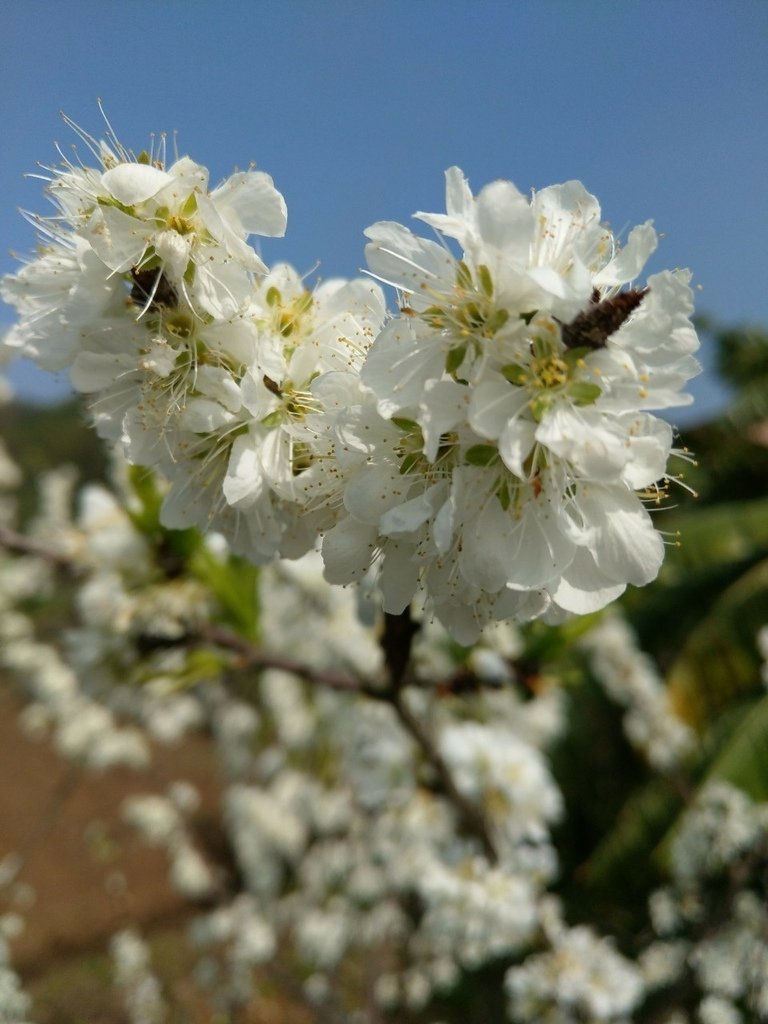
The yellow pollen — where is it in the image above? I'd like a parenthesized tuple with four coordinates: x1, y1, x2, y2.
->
(166, 214, 194, 235)
(531, 355, 568, 389)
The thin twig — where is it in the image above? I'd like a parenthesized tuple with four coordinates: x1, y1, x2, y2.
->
(203, 614, 500, 863)
(391, 688, 498, 864)
(380, 609, 499, 864)
(0, 524, 73, 566)
(196, 623, 380, 696)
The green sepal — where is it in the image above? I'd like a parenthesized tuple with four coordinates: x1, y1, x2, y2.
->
(486, 308, 510, 336)
(501, 363, 529, 386)
(260, 410, 284, 428)
(400, 453, 421, 475)
(97, 195, 135, 216)
(569, 382, 602, 406)
(391, 416, 420, 433)
(134, 247, 161, 272)
(180, 192, 198, 217)
(562, 346, 593, 367)
(497, 480, 512, 511)
(456, 260, 473, 291)
(520, 310, 538, 325)
(296, 290, 314, 315)
(463, 301, 484, 328)
(478, 264, 494, 298)
(465, 444, 498, 467)
(446, 343, 468, 377)
(529, 395, 550, 421)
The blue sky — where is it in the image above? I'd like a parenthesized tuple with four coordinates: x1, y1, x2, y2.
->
(1, 0, 766, 424)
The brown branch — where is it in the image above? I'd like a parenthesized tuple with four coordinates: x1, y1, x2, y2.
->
(381, 608, 420, 689)
(391, 688, 499, 864)
(380, 609, 499, 864)
(196, 623, 380, 696)
(0, 523, 73, 567)
(203, 614, 500, 863)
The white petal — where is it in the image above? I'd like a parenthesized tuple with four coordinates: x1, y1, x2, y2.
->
(379, 492, 434, 536)
(361, 321, 445, 416)
(344, 464, 406, 524)
(364, 221, 454, 294)
(380, 543, 420, 613)
(420, 380, 468, 461)
(469, 378, 528, 439)
(322, 516, 377, 584)
(101, 164, 173, 206)
(593, 221, 657, 287)
(550, 549, 626, 613)
(86, 205, 152, 272)
(223, 434, 267, 506)
(498, 418, 537, 479)
(210, 171, 287, 237)
(415, 167, 476, 244)
(179, 398, 236, 433)
(577, 485, 664, 586)
(475, 179, 532, 256)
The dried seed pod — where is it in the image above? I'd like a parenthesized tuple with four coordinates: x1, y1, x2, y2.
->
(560, 287, 648, 350)
(130, 267, 178, 311)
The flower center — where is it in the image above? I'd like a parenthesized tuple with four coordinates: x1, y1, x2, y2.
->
(265, 286, 314, 344)
(403, 261, 510, 379)
(530, 354, 568, 390)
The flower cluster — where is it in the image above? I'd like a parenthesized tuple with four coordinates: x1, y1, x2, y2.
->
(1, 124, 700, 639)
(583, 611, 695, 770)
(328, 169, 700, 640)
(643, 782, 768, 1022)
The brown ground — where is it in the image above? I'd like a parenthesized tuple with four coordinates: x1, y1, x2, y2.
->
(0, 686, 310, 1023)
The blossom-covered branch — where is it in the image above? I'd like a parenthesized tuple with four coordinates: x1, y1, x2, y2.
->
(1, 120, 701, 643)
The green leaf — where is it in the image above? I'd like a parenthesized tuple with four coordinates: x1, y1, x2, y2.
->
(666, 558, 768, 725)
(702, 694, 768, 800)
(190, 547, 261, 642)
(581, 776, 683, 886)
(659, 498, 768, 583)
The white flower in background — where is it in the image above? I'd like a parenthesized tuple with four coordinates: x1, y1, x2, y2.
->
(322, 167, 700, 641)
(670, 782, 766, 883)
(583, 611, 694, 770)
(111, 929, 167, 1024)
(505, 900, 645, 1022)
(439, 721, 562, 848)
